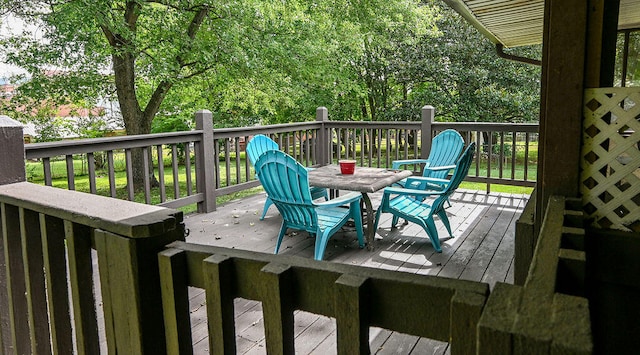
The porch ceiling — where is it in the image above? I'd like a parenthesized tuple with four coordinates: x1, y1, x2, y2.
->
(443, 0, 640, 48)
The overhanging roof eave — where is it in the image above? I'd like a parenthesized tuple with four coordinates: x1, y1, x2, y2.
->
(442, 0, 503, 45)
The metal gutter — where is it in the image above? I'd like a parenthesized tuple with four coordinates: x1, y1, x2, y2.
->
(496, 44, 542, 66)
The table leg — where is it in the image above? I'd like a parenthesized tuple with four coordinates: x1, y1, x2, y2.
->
(361, 192, 376, 251)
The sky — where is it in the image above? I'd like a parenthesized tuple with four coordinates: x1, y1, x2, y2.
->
(0, 15, 39, 78)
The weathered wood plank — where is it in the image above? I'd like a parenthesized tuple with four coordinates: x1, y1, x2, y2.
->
(20, 208, 51, 355)
(0, 182, 182, 239)
(65, 221, 100, 355)
(40, 215, 74, 354)
(182, 189, 528, 354)
(1, 203, 31, 354)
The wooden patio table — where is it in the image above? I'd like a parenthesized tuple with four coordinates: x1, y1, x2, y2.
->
(308, 164, 412, 250)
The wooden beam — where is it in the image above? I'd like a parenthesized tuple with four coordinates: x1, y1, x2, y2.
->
(535, 0, 588, 232)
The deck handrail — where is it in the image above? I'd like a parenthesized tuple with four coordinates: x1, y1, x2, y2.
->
(0, 181, 184, 354)
(159, 240, 490, 354)
(19, 107, 538, 213)
(0, 174, 591, 353)
(479, 195, 592, 353)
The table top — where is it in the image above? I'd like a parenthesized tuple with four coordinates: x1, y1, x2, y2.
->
(307, 165, 413, 193)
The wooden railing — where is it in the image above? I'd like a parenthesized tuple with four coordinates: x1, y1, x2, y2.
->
(0, 181, 185, 354)
(159, 242, 489, 354)
(19, 106, 538, 213)
(0, 167, 592, 354)
(479, 196, 591, 353)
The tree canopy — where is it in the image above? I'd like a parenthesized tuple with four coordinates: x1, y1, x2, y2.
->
(0, 0, 541, 139)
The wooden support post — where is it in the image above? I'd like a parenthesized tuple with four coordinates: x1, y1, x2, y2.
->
(421, 105, 435, 160)
(477, 283, 522, 354)
(0, 116, 26, 185)
(261, 262, 294, 355)
(450, 290, 487, 355)
(94, 224, 185, 354)
(316, 107, 330, 166)
(159, 248, 193, 355)
(535, 0, 587, 233)
(195, 110, 217, 213)
(335, 274, 370, 355)
(203, 254, 237, 355)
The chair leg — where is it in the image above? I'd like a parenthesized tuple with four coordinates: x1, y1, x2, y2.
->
(274, 222, 288, 254)
(260, 197, 273, 220)
(391, 215, 400, 228)
(351, 201, 365, 248)
(437, 209, 453, 237)
(314, 229, 331, 261)
(417, 218, 442, 253)
(424, 219, 442, 252)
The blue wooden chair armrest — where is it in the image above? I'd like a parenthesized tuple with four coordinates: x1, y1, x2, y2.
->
(383, 186, 446, 198)
(423, 164, 456, 172)
(391, 159, 430, 170)
(404, 176, 449, 191)
(375, 141, 476, 254)
(314, 192, 361, 208)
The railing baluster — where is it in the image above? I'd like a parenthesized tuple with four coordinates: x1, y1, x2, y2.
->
(157, 145, 166, 202)
(335, 274, 370, 355)
(385, 129, 391, 167)
(203, 254, 236, 355)
(172, 144, 180, 199)
(487, 132, 492, 192)
(244, 135, 251, 180)
(107, 151, 116, 198)
(159, 249, 193, 355)
(143, 147, 152, 204)
(40, 214, 74, 354)
(524, 132, 530, 181)
(125, 149, 134, 201)
(234, 139, 241, 185)
(20, 208, 51, 355)
(43, 157, 53, 186)
(376, 128, 382, 167)
(511, 131, 517, 180)
(261, 262, 294, 355)
(1, 203, 31, 354)
(214, 139, 221, 189)
(224, 139, 231, 187)
(66, 154, 75, 190)
(65, 221, 100, 355)
(87, 153, 97, 194)
(185, 142, 193, 195)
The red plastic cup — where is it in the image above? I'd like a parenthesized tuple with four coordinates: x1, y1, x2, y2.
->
(339, 160, 356, 174)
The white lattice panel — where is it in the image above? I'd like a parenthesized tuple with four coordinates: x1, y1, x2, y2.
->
(582, 88, 640, 231)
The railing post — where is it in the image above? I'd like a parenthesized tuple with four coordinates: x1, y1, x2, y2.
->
(0, 116, 26, 185)
(316, 107, 330, 166)
(421, 106, 435, 159)
(195, 110, 217, 212)
(94, 217, 185, 354)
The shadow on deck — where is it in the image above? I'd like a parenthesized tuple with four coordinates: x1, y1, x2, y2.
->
(182, 189, 529, 354)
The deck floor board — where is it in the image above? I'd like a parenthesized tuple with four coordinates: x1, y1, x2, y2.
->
(182, 189, 528, 354)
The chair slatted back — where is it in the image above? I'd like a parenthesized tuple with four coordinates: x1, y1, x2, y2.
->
(431, 142, 476, 211)
(425, 130, 465, 179)
(254, 150, 318, 230)
(247, 134, 279, 166)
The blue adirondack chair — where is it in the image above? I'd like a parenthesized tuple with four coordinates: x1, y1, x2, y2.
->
(246, 134, 328, 220)
(391, 129, 465, 191)
(374, 142, 476, 252)
(254, 150, 364, 260)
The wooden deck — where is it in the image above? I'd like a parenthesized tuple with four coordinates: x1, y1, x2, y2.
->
(182, 189, 529, 354)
